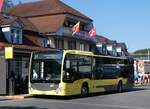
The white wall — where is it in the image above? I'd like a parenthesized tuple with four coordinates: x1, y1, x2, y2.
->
(107, 45, 112, 51)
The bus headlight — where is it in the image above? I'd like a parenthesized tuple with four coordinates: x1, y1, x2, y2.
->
(55, 87, 64, 94)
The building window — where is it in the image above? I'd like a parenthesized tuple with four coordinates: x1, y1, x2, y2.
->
(55, 39, 64, 50)
(63, 20, 86, 31)
(80, 43, 84, 51)
(80, 24, 86, 31)
(64, 20, 75, 28)
(44, 39, 51, 48)
(68, 40, 76, 50)
(11, 28, 22, 44)
(122, 51, 124, 56)
(84, 44, 89, 51)
(102, 46, 106, 53)
(113, 50, 117, 56)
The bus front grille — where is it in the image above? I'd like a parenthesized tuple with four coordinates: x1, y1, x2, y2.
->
(31, 83, 59, 91)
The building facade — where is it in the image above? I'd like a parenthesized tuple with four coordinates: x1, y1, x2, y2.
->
(95, 35, 128, 56)
(134, 60, 150, 74)
(0, 0, 96, 95)
(132, 49, 150, 76)
(0, 0, 129, 95)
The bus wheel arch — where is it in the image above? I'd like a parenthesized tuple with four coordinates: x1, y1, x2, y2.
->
(117, 80, 123, 93)
(81, 82, 89, 97)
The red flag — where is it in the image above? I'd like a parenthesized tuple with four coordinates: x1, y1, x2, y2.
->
(89, 28, 96, 37)
(0, 0, 3, 13)
(72, 21, 80, 36)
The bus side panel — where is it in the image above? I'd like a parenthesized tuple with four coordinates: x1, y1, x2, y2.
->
(62, 79, 93, 96)
(92, 78, 128, 92)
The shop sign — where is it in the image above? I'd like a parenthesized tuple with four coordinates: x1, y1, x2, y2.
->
(5, 47, 13, 59)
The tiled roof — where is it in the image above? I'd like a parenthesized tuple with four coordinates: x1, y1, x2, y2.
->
(19, 17, 38, 32)
(0, 42, 52, 51)
(7, 0, 92, 21)
(0, 27, 50, 51)
(13, 44, 52, 51)
(117, 42, 127, 49)
(0, 14, 64, 33)
(28, 14, 66, 33)
(0, 14, 18, 25)
(23, 32, 42, 46)
(95, 35, 112, 45)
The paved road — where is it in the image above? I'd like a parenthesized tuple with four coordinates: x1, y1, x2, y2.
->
(0, 87, 150, 109)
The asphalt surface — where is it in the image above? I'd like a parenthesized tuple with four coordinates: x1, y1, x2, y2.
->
(0, 86, 150, 109)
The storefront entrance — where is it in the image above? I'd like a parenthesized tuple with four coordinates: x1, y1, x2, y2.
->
(7, 56, 30, 95)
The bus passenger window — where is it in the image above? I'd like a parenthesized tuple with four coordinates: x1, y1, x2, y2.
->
(78, 56, 92, 79)
(66, 60, 70, 69)
(93, 57, 103, 79)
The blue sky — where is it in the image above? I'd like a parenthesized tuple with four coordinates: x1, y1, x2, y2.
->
(13, 0, 150, 52)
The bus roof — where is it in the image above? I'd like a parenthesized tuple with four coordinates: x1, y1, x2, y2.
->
(64, 50, 128, 60)
(63, 50, 94, 56)
(94, 54, 128, 60)
(32, 50, 129, 60)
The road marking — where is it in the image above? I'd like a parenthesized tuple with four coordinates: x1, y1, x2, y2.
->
(42, 100, 150, 109)
(0, 99, 28, 103)
(0, 99, 11, 101)
(0, 98, 149, 109)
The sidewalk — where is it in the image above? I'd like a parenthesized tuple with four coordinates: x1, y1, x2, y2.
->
(134, 83, 150, 88)
(0, 94, 33, 100)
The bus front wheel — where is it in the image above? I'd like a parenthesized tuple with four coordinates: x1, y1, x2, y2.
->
(81, 83, 89, 97)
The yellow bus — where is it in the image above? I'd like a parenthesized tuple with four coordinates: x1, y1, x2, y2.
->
(29, 50, 134, 96)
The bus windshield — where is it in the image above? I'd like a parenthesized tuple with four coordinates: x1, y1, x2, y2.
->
(30, 51, 62, 83)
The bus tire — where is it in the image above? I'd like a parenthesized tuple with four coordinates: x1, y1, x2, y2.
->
(117, 81, 123, 93)
(81, 83, 89, 97)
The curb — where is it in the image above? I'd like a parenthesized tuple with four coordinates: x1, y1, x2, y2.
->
(134, 84, 150, 87)
(0, 98, 12, 101)
(0, 94, 33, 100)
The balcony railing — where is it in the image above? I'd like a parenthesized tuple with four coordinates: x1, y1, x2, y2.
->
(59, 27, 94, 41)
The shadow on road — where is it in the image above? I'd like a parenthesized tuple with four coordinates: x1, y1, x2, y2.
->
(33, 87, 149, 100)
(0, 106, 47, 109)
(130, 87, 148, 92)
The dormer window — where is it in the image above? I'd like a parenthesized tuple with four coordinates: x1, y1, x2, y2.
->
(11, 28, 22, 44)
(64, 20, 74, 28)
(64, 18, 91, 33)
(44, 39, 51, 48)
(47, 40, 51, 48)
(2, 14, 13, 19)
